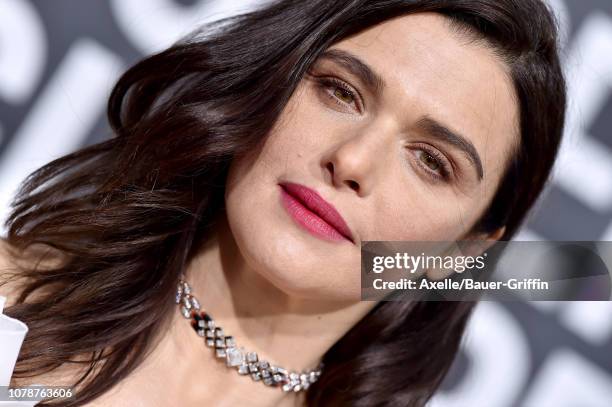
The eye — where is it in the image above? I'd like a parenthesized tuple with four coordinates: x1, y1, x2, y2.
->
(410, 144, 453, 182)
(315, 76, 362, 112)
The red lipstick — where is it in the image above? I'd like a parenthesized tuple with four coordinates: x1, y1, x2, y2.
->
(279, 181, 354, 244)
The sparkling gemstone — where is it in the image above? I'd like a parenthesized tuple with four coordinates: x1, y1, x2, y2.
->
(292, 384, 302, 392)
(302, 381, 310, 390)
(214, 327, 224, 337)
(206, 338, 215, 347)
(258, 361, 269, 370)
(216, 348, 226, 358)
(273, 374, 283, 383)
(224, 336, 235, 347)
(289, 373, 299, 380)
(246, 352, 258, 363)
(248, 363, 258, 373)
(263, 377, 274, 386)
(238, 364, 249, 375)
(251, 372, 261, 381)
(190, 296, 200, 310)
(196, 329, 205, 337)
(300, 374, 308, 383)
(182, 296, 192, 309)
(215, 338, 225, 348)
(205, 329, 214, 338)
(282, 383, 292, 392)
(197, 320, 206, 328)
(261, 370, 270, 378)
(309, 372, 317, 382)
(183, 282, 191, 294)
(175, 291, 182, 304)
(225, 347, 245, 367)
(180, 306, 191, 319)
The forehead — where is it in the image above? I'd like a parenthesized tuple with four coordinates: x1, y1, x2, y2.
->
(328, 12, 519, 186)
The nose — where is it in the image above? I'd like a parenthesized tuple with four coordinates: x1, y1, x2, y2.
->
(324, 120, 395, 197)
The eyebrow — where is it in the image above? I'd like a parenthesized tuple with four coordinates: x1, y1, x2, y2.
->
(415, 117, 484, 181)
(317, 48, 386, 96)
(317, 48, 484, 181)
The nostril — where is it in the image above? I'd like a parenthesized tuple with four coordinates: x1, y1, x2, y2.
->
(327, 162, 359, 191)
(346, 180, 359, 191)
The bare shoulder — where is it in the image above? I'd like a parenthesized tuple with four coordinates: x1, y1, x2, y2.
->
(0, 237, 24, 308)
(0, 237, 68, 308)
(1, 239, 119, 405)
(0, 236, 67, 271)
(0, 236, 16, 268)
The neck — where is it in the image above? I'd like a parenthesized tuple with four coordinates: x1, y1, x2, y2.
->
(125, 213, 376, 407)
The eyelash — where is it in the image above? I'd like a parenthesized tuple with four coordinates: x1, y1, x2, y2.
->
(410, 144, 453, 182)
(315, 76, 362, 112)
(314, 74, 452, 183)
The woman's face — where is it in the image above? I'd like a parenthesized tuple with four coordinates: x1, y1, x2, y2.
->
(224, 12, 518, 302)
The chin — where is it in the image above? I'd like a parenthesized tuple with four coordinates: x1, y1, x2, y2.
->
(252, 242, 362, 302)
(224, 183, 361, 302)
(263, 267, 362, 302)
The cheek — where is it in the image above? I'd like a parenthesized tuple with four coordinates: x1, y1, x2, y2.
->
(223, 145, 363, 302)
(368, 189, 481, 241)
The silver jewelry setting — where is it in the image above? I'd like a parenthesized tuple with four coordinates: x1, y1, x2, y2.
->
(176, 277, 324, 392)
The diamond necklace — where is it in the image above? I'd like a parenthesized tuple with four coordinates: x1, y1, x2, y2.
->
(176, 276, 324, 392)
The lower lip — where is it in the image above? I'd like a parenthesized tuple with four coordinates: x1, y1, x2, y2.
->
(279, 186, 351, 243)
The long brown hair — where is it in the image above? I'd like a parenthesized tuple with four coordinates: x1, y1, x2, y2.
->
(1, 0, 566, 405)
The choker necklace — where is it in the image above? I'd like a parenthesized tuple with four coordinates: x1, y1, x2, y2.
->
(176, 276, 324, 392)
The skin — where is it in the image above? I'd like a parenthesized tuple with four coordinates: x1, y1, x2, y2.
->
(5, 12, 516, 407)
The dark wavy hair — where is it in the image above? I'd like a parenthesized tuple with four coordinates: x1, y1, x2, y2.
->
(1, 0, 566, 405)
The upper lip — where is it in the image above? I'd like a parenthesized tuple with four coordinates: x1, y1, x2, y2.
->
(279, 181, 355, 243)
